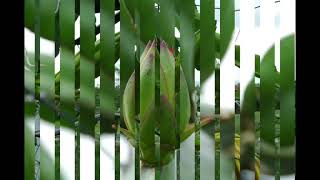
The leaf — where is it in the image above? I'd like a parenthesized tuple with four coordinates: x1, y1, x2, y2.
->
(159, 0, 175, 48)
(76, 0, 101, 15)
(220, 0, 235, 59)
(25, 0, 56, 40)
(123, 72, 137, 133)
(241, 35, 295, 144)
(60, 0, 75, 129)
(240, 34, 295, 175)
(159, 41, 177, 149)
(139, 29, 156, 143)
(55, 32, 120, 92)
(160, 41, 192, 133)
(259, 39, 278, 144)
(100, 0, 116, 133)
(200, 0, 216, 85)
(79, 0, 96, 136)
(178, 0, 196, 93)
(120, 0, 136, 105)
(279, 35, 295, 147)
(139, 0, 156, 48)
(235, 45, 280, 87)
(25, 52, 115, 135)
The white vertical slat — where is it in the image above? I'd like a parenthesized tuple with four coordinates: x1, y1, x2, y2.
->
(280, 0, 295, 37)
(239, 0, 255, 179)
(100, 134, 115, 180)
(60, 127, 75, 180)
(24, 27, 36, 179)
(275, 2, 280, 73)
(220, 16, 236, 119)
(180, 134, 194, 180)
(59, 8, 75, 177)
(219, 0, 236, 179)
(40, 118, 55, 177)
(39, 25, 56, 177)
(260, 0, 275, 58)
(281, 0, 296, 79)
(80, 135, 95, 180)
(239, 0, 255, 104)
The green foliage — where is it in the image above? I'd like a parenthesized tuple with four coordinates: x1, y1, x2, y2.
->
(24, 0, 295, 178)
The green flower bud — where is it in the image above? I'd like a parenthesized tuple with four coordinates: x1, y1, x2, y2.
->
(122, 40, 210, 166)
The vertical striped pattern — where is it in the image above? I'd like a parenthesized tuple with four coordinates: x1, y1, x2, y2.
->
(24, 0, 295, 179)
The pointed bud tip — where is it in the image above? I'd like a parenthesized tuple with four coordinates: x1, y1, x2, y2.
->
(160, 40, 174, 56)
(160, 40, 167, 49)
(150, 39, 156, 48)
(145, 41, 152, 49)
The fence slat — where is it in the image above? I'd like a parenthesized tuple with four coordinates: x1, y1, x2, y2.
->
(100, 0, 115, 179)
(120, 0, 136, 179)
(39, 0, 56, 179)
(280, 0, 296, 175)
(80, 0, 96, 179)
(220, 0, 235, 179)
(158, 0, 176, 179)
(260, 0, 276, 176)
(60, 0, 76, 179)
(239, 0, 256, 179)
(24, 0, 36, 176)
(179, 0, 195, 179)
(200, 0, 215, 179)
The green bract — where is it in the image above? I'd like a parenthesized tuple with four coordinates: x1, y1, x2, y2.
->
(122, 40, 195, 166)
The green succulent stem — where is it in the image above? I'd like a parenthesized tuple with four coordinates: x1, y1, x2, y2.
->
(180, 116, 213, 142)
